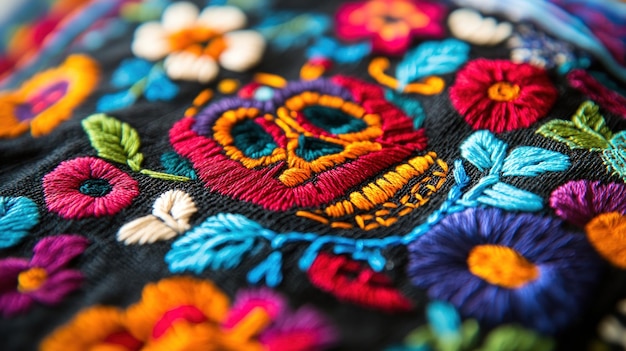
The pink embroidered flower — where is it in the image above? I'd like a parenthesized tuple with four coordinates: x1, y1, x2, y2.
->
(0, 235, 89, 317)
(449, 59, 558, 133)
(335, 0, 446, 56)
(43, 157, 139, 220)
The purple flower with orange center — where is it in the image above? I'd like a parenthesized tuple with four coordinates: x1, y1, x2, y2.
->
(0, 54, 99, 138)
(335, 0, 446, 56)
(408, 208, 602, 334)
(0, 235, 89, 317)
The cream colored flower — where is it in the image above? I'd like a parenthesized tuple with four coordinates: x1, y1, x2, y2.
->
(131, 2, 265, 83)
(448, 8, 512, 46)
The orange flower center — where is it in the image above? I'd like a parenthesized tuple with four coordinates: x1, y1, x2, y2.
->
(17, 267, 48, 292)
(586, 212, 626, 268)
(488, 81, 520, 102)
(467, 244, 539, 288)
(167, 28, 227, 59)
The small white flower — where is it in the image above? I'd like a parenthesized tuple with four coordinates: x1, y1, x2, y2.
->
(448, 8, 512, 46)
(131, 2, 265, 83)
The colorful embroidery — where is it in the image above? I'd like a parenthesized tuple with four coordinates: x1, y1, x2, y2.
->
(508, 25, 588, 73)
(0, 54, 99, 138)
(566, 69, 626, 119)
(254, 11, 331, 51)
(586, 212, 626, 269)
(97, 58, 179, 112)
(537, 101, 626, 181)
(40, 276, 337, 351)
(550, 180, 626, 228)
(82, 113, 190, 181)
(0, 196, 39, 249)
(449, 59, 558, 133)
(448, 9, 512, 46)
(43, 157, 139, 220)
(132, 2, 265, 83)
(170, 75, 448, 229)
(0, 235, 88, 317)
(407, 207, 602, 334)
(368, 39, 469, 95)
(117, 190, 197, 245)
(386, 301, 554, 351)
(307, 252, 413, 312)
(335, 0, 446, 56)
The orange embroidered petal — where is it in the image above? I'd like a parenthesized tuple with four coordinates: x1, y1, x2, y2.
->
(0, 54, 99, 138)
(586, 212, 626, 268)
(467, 244, 540, 288)
(40, 306, 142, 351)
(124, 276, 230, 342)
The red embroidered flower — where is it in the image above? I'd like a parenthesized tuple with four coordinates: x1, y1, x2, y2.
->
(449, 59, 558, 133)
(307, 252, 413, 312)
(43, 157, 139, 220)
(335, 0, 446, 56)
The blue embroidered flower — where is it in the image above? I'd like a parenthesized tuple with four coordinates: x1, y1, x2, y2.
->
(407, 207, 602, 334)
(0, 196, 39, 249)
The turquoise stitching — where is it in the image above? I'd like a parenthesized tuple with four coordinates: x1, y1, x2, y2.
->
(0, 196, 39, 249)
(165, 131, 570, 287)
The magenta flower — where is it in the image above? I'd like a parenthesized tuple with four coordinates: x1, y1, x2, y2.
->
(0, 235, 89, 317)
(335, 0, 446, 56)
(550, 180, 626, 227)
(43, 157, 139, 219)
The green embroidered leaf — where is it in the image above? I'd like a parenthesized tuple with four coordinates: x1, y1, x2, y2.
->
(602, 149, 626, 182)
(477, 325, 554, 351)
(82, 114, 144, 171)
(537, 120, 610, 150)
(572, 101, 613, 141)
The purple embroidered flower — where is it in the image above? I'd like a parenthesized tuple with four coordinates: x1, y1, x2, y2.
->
(550, 180, 626, 227)
(407, 208, 602, 334)
(0, 235, 89, 317)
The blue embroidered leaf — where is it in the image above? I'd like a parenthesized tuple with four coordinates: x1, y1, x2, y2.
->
(426, 301, 461, 337)
(460, 131, 508, 172)
(110, 58, 152, 88)
(306, 37, 371, 63)
(145, 68, 179, 102)
(477, 182, 543, 212)
(385, 90, 426, 129)
(602, 149, 626, 182)
(161, 152, 197, 180)
(255, 12, 330, 51)
(0, 197, 39, 249)
(165, 213, 272, 274)
(96, 90, 139, 112)
(396, 39, 470, 87)
(247, 251, 283, 287)
(502, 147, 570, 177)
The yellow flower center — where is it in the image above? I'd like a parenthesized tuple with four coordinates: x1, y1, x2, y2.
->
(467, 244, 539, 288)
(488, 82, 520, 102)
(17, 267, 48, 292)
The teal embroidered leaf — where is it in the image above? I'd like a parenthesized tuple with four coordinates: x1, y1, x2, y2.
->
(460, 130, 508, 172)
(572, 101, 613, 140)
(81, 114, 144, 171)
(165, 213, 271, 273)
(395, 39, 470, 88)
(478, 182, 543, 212)
(501, 147, 570, 177)
(0, 197, 39, 249)
(602, 149, 626, 181)
(537, 120, 610, 150)
(385, 90, 426, 129)
(255, 12, 330, 50)
(610, 130, 626, 149)
(247, 251, 283, 287)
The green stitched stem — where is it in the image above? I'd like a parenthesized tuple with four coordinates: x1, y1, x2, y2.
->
(129, 76, 148, 97)
(139, 169, 190, 182)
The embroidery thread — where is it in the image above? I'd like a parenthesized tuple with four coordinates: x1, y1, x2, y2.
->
(0, 196, 39, 249)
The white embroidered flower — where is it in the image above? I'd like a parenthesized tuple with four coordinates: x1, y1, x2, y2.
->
(131, 2, 266, 83)
(448, 8, 512, 46)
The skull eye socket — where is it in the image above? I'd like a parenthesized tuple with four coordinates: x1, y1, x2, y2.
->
(230, 119, 277, 159)
(302, 105, 367, 135)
